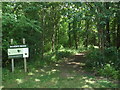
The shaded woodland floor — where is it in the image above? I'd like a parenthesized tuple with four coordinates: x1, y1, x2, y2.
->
(2, 52, 119, 88)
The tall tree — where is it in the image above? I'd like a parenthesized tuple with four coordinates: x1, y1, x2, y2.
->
(105, 3, 111, 47)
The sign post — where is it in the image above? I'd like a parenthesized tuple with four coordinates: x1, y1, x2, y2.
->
(23, 38, 27, 72)
(11, 39, 14, 72)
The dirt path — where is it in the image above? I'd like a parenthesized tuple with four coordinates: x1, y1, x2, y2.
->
(58, 52, 94, 77)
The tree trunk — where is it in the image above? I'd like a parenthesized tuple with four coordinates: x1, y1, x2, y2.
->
(74, 31, 78, 49)
(73, 18, 78, 49)
(85, 19, 89, 49)
(105, 3, 110, 47)
(116, 3, 120, 49)
(97, 8, 105, 50)
(106, 20, 110, 47)
(57, 25, 60, 49)
(68, 23, 72, 48)
(117, 22, 120, 49)
(51, 6, 56, 52)
(52, 25, 55, 52)
(41, 10, 45, 59)
(111, 18, 117, 47)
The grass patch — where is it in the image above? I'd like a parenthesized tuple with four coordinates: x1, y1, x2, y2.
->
(2, 64, 119, 88)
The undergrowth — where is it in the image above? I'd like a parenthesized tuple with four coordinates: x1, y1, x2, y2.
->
(85, 47, 120, 80)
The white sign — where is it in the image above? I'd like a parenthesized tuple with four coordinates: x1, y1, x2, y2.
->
(8, 48, 29, 58)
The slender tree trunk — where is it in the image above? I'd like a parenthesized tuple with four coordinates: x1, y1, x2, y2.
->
(77, 21, 81, 46)
(97, 8, 105, 50)
(97, 23, 105, 50)
(111, 18, 117, 47)
(68, 23, 72, 48)
(74, 31, 78, 49)
(52, 25, 55, 52)
(41, 10, 45, 59)
(117, 22, 120, 49)
(116, 3, 120, 49)
(51, 6, 55, 52)
(105, 3, 110, 47)
(85, 20, 89, 48)
(57, 23, 59, 45)
(106, 20, 110, 47)
(97, 23, 101, 49)
(73, 18, 78, 49)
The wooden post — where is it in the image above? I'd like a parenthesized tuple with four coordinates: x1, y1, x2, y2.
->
(11, 39, 14, 72)
(23, 38, 27, 72)
(24, 58, 27, 72)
